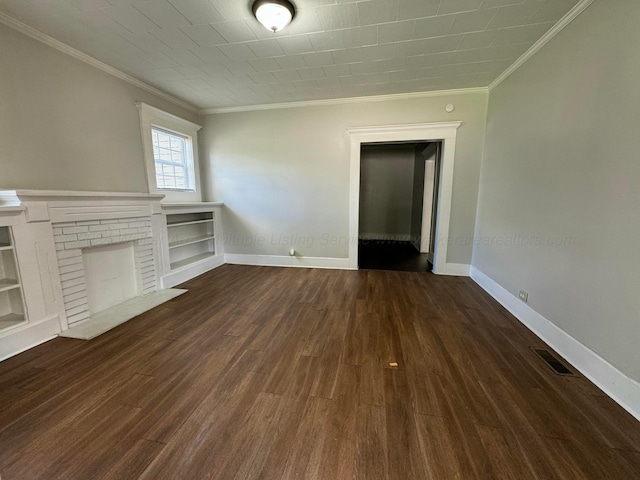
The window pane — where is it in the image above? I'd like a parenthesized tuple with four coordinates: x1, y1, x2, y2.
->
(170, 137, 183, 150)
(158, 136, 171, 149)
(171, 150, 184, 164)
(151, 127, 194, 191)
(163, 175, 176, 189)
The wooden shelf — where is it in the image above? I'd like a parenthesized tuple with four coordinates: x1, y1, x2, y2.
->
(170, 252, 216, 271)
(0, 244, 13, 251)
(169, 235, 215, 249)
(167, 219, 214, 228)
(0, 278, 20, 293)
(0, 313, 25, 331)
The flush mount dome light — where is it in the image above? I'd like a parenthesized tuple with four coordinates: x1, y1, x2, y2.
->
(252, 0, 295, 33)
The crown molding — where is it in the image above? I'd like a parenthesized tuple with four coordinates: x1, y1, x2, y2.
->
(488, 0, 596, 91)
(1, 0, 595, 116)
(200, 87, 489, 114)
(347, 121, 462, 136)
(0, 12, 198, 114)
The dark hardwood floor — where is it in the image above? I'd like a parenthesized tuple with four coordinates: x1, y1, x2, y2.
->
(0, 265, 639, 479)
(358, 240, 432, 272)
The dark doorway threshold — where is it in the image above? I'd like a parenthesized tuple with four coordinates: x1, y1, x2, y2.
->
(358, 240, 432, 272)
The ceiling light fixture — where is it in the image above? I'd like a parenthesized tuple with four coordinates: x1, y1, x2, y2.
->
(252, 0, 295, 33)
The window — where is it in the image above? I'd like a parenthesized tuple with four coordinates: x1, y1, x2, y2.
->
(137, 102, 203, 202)
(152, 128, 193, 191)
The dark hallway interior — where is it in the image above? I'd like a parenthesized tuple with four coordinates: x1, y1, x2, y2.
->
(358, 141, 440, 273)
(358, 240, 432, 272)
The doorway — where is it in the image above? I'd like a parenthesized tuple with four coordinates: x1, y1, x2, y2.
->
(357, 142, 441, 272)
(347, 122, 461, 274)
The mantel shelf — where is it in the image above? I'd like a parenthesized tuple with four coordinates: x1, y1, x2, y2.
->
(0, 189, 165, 202)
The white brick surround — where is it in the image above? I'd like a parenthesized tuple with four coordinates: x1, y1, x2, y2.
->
(53, 217, 157, 326)
(0, 190, 170, 359)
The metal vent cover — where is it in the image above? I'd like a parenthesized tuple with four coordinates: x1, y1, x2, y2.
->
(532, 348, 574, 376)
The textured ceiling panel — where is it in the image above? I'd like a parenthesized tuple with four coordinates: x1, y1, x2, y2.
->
(0, 0, 582, 109)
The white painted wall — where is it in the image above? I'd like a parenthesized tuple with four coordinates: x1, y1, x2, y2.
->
(202, 92, 488, 262)
(473, 0, 640, 382)
(0, 24, 199, 193)
(359, 145, 414, 240)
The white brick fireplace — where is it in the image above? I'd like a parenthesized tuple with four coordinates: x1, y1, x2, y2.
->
(52, 217, 157, 327)
(0, 189, 229, 358)
(0, 190, 190, 350)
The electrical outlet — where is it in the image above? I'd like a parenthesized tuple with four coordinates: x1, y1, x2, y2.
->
(518, 290, 528, 303)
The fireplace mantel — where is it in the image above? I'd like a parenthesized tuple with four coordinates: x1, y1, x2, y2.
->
(0, 190, 165, 223)
(0, 189, 165, 358)
(0, 189, 226, 359)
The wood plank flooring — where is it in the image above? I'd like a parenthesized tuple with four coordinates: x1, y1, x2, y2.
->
(0, 264, 639, 479)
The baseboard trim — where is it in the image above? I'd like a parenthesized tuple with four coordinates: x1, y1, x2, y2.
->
(0, 315, 61, 362)
(434, 263, 470, 276)
(470, 266, 640, 422)
(225, 254, 353, 270)
(161, 254, 225, 288)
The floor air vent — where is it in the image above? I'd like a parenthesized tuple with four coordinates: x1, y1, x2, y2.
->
(532, 348, 574, 376)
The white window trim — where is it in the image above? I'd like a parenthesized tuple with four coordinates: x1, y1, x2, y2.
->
(136, 102, 203, 202)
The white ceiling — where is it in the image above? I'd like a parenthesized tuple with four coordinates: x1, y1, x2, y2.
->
(0, 0, 581, 109)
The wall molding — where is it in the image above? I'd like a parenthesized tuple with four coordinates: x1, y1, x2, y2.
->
(470, 266, 640, 422)
(437, 263, 470, 276)
(0, 315, 60, 362)
(0, 12, 198, 114)
(223, 255, 467, 274)
(225, 254, 353, 270)
(488, 0, 596, 91)
(1, 0, 594, 116)
(162, 255, 225, 288)
(202, 88, 488, 114)
(2, 189, 165, 223)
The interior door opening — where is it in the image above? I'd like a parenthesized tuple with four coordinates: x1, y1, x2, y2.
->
(357, 141, 442, 272)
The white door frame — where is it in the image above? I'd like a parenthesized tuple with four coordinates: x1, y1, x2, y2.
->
(420, 156, 436, 254)
(347, 122, 462, 274)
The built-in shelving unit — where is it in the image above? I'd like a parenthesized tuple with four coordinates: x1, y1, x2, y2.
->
(166, 211, 215, 270)
(0, 227, 26, 332)
(160, 203, 224, 288)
